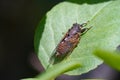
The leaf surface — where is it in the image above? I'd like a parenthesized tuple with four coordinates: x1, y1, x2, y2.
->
(34, 0, 120, 75)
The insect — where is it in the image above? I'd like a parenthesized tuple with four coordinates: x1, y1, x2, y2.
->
(49, 22, 92, 65)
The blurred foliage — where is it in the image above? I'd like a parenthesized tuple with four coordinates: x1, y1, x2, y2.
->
(24, 0, 120, 80)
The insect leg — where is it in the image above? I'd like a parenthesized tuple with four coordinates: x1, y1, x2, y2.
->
(81, 21, 90, 27)
(81, 23, 87, 27)
(81, 26, 92, 36)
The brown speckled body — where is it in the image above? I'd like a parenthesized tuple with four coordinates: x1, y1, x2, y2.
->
(50, 23, 90, 64)
(56, 23, 81, 57)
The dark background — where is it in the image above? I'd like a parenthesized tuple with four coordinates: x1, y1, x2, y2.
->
(0, 0, 120, 80)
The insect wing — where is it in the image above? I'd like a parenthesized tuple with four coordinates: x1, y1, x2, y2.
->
(49, 32, 69, 64)
(49, 46, 58, 64)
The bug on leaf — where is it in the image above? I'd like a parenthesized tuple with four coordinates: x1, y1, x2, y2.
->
(49, 22, 92, 65)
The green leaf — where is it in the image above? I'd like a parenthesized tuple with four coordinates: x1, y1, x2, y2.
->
(94, 49, 120, 71)
(34, 0, 120, 75)
(37, 60, 81, 80)
(22, 60, 81, 80)
(22, 78, 38, 80)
